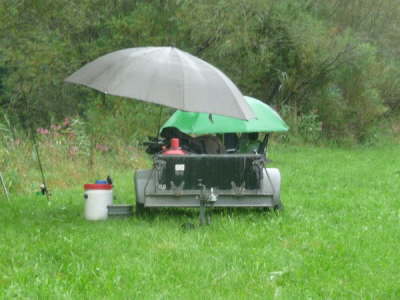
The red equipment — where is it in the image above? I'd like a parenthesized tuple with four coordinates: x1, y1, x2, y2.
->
(163, 138, 186, 155)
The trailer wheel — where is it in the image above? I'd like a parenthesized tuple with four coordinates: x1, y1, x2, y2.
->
(134, 169, 151, 217)
(136, 201, 145, 216)
(263, 168, 284, 210)
(274, 201, 284, 212)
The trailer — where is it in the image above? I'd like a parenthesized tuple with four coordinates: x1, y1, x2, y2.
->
(134, 153, 282, 217)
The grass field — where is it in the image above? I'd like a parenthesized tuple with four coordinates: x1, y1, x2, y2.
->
(1, 144, 400, 299)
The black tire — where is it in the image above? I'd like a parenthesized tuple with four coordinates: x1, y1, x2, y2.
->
(136, 201, 145, 217)
(273, 201, 284, 212)
(134, 169, 152, 217)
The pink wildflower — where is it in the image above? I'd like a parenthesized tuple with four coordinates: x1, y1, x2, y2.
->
(63, 118, 71, 127)
(36, 128, 49, 135)
(96, 144, 110, 152)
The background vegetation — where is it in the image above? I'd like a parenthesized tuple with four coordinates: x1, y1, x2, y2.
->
(1, 0, 400, 144)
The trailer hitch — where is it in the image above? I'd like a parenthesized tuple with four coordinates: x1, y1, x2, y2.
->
(231, 181, 245, 195)
(170, 181, 185, 196)
(198, 179, 217, 226)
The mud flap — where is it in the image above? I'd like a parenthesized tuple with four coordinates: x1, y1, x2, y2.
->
(134, 169, 152, 205)
(263, 168, 282, 209)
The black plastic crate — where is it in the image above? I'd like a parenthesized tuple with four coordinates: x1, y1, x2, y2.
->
(155, 154, 263, 190)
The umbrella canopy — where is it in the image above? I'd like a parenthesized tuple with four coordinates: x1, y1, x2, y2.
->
(161, 96, 289, 134)
(65, 47, 255, 120)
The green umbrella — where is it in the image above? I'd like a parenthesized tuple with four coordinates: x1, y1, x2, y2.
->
(161, 96, 289, 134)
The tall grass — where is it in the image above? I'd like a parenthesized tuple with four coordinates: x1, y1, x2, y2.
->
(0, 114, 150, 195)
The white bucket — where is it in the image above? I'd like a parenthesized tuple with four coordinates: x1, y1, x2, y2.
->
(84, 184, 113, 220)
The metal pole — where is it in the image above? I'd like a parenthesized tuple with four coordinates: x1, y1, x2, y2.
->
(258, 133, 270, 155)
(0, 172, 10, 202)
(199, 199, 207, 226)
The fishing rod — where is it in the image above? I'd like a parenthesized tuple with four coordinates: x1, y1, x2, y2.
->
(0, 171, 9, 202)
(31, 128, 50, 202)
(21, 86, 50, 201)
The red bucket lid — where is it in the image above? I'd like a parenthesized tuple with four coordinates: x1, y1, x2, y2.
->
(84, 184, 113, 190)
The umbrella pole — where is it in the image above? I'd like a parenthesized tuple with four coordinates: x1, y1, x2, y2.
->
(155, 106, 163, 140)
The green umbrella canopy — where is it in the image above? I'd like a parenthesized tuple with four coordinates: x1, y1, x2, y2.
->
(161, 96, 289, 134)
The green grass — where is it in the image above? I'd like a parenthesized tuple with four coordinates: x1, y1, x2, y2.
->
(1, 144, 400, 299)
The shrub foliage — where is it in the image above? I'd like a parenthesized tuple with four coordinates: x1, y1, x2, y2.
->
(0, 0, 399, 142)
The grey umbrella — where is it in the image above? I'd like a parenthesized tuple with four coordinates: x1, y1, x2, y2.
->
(65, 47, 255, 120)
